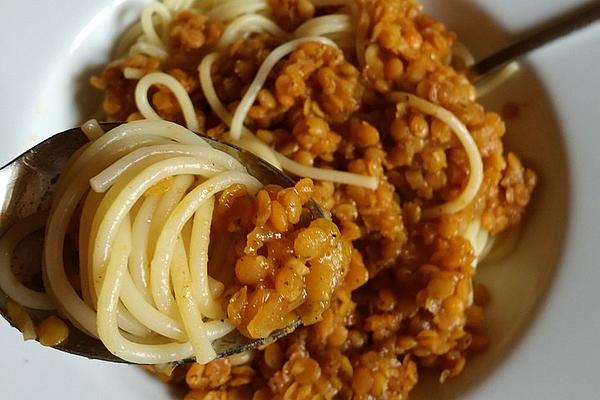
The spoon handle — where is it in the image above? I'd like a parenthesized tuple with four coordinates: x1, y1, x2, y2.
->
(470, 1, 600, 82)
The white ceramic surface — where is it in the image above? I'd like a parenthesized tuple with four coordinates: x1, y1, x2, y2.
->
(0, 1, 599, 399)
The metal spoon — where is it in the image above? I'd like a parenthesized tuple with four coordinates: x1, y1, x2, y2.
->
(0, 122, 321, 363)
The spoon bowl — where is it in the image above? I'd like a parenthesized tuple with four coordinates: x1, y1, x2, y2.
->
(0, 122, 321, 363)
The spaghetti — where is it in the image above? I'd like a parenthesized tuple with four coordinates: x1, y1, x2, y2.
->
(47, 119, 256, 363)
